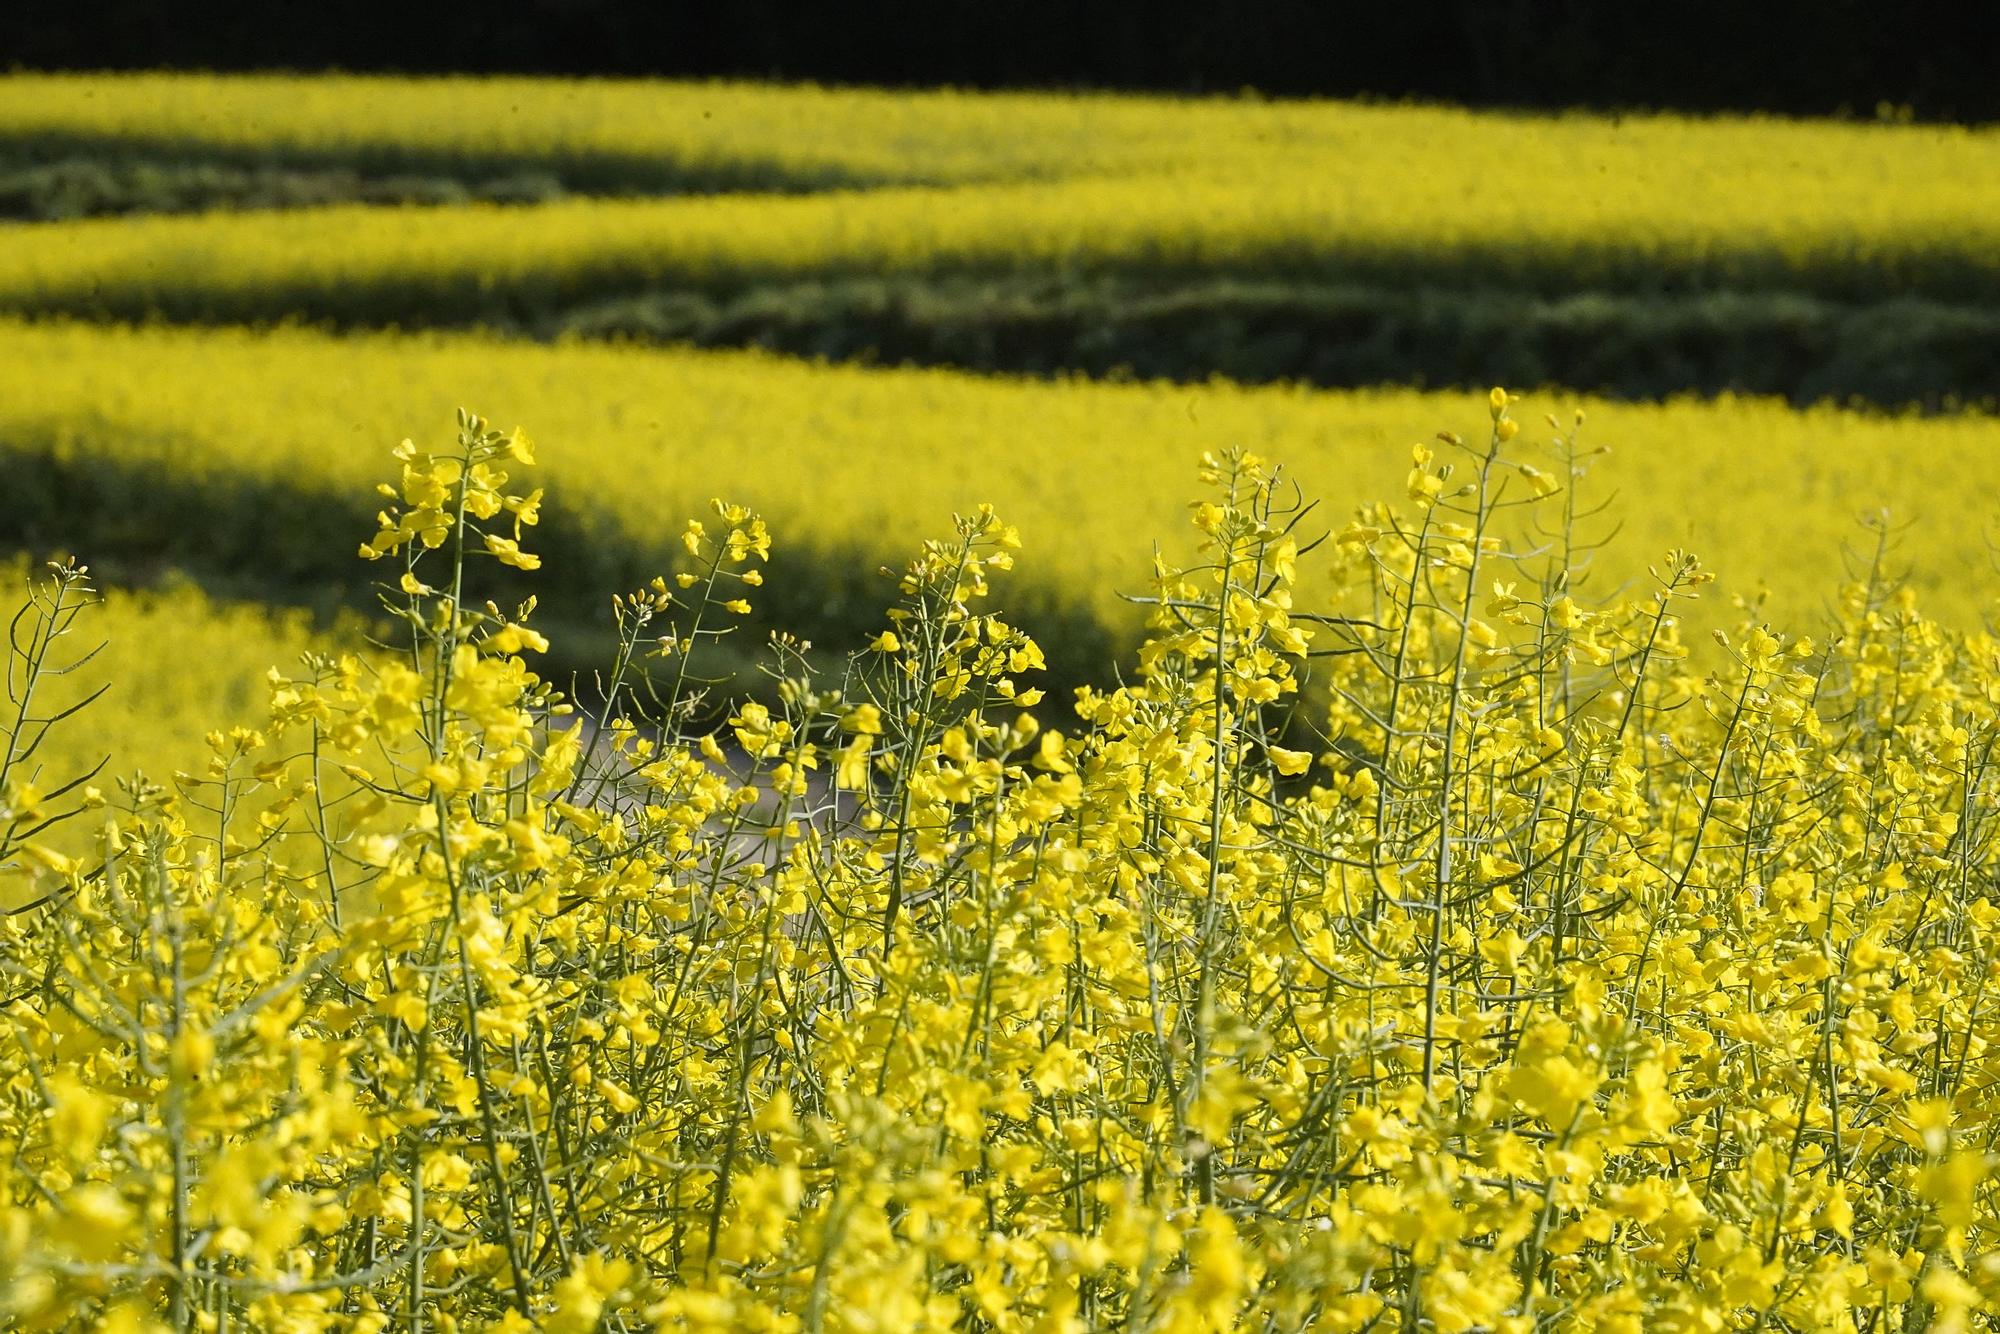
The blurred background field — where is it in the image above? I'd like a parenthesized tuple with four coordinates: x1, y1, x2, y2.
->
(6, 80, 2000, 409)
(0, 563, 365, 796)
(0, 70, 1994, 778)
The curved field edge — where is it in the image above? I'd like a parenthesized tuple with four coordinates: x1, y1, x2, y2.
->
(3, 264, 1989, 414)
(6, 179, 2000, 322)
(0, 156, 594, 223)
(555, 279, 2000, 412)
(0, 320, 1993, 664)
(4, 72, 1993, 201)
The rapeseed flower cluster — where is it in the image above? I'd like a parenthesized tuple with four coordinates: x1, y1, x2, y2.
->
(2, 395, 1998, 1330)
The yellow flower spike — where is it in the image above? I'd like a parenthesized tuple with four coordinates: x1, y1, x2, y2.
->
(505, 486, 544, 530)
(1549, 595, 1586, 630)
(1515, 462, 1560, 497)
(488, 622, 549, 656)
(169, 1025, 215, 1082)
(482, 533, 541, 570)
(841, 703, 884, 736)
(1268, 745, 1315, 776)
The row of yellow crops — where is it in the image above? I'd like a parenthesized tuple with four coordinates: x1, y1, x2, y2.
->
(4, 74, 2000, 319)
(0, 72, 1272, 188)
(6, 162, 2000, 325)
(0, 320, 1993, 644)
(7, 72, 1996, 199)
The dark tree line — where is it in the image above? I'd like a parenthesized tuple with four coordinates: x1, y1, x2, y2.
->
(9, 0, 1999, 122)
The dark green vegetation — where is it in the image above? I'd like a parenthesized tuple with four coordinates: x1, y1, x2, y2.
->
(0, 156, 573, 220)
(561, 279, 2000, 412)
(0, 136, 891, 219)
(5, 198, 1997, 412)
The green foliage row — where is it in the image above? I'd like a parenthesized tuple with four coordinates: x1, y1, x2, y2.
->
(11, 229, 1992, 412)
(9, 179, 2000, 329)
(3, 175, 1997, 413)
(556, 278, 2000, 412)
(0, 156, 575, 221)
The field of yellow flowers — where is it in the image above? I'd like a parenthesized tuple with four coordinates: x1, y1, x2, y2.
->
(5, 76, 2000, 405)
(2, 321, 1997, 674)
(0, 562, 368, 802)
(8, 73, 1993, 206)
(5, 400, 2000, 1330)
(1, 70, 1999, 1329)
(14, 134, 2000, 309)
